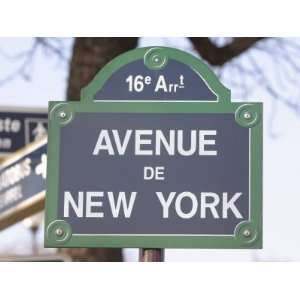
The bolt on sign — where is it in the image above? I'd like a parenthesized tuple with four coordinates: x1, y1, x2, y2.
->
(0, 137, 47, 230)
(0, 107, 48, 158)
(45, 47, 262, 249)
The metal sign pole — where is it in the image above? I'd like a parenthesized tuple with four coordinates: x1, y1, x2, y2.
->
(139, 248, 165, 262)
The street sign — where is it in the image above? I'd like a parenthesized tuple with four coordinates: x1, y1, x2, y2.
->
(45, 47, 262, 249)
(0, 137, 47, 230)
(0, 106, 47, 157)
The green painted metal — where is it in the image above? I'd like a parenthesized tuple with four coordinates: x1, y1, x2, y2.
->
(45, 47, 262, 249)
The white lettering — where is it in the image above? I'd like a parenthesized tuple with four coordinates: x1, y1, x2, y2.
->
(86, 191, 104, 218)
(135, 130, 153, 155)
(155, 130, 175, 155)
(177, 130, 197, 156)
(108, 192, 137, 218)
(175, 192, 198, 219)
(154, 75, 168, 92)
(199, 130, 217, 156)
(222, 192, 243, 218)
(93, 130, 114, 155)
(200, 192, 220, 218)
(64, 191, 84, 217)
(156, 192, 176, 218)
(112, 129, 132, 155)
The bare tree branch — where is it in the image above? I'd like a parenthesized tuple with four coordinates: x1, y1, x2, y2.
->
(36, 37, 69, 61)
(0, 38, 70, 85)
(189, 37, 265, 66)
(2, 37, 300, 132)
(0, 39, 39, 84)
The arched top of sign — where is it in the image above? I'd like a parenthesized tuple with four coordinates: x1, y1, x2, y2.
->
(81, 47, 231, 103)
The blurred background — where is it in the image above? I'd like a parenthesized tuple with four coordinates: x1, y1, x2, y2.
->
(0, 37, 298, 261)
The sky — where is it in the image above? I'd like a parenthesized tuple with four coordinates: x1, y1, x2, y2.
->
(0, 37, 299, 261)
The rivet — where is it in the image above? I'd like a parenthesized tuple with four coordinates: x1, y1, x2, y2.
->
(243, 229, 251, 238)
(243, 112, 252, 120)
(55, 228, 64, 237)
(59, 111, 66, 119)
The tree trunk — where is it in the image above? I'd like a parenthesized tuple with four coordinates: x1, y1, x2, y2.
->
(60, 37, 138, 262)
(67, 37, 138, 99)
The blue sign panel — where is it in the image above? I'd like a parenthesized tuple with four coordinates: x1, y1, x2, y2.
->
(0, 138, 47, 229)
(0, 107, 47, 156)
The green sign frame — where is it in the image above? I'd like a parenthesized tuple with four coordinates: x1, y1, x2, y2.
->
(45, 47, 262, 249)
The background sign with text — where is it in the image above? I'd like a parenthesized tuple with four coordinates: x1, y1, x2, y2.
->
(0, 107, 47, 156)
(0, 138, 47, 230)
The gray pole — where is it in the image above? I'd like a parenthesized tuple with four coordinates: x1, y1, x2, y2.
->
(30, 226, 39, 255)
(139, 249, 164, 262)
